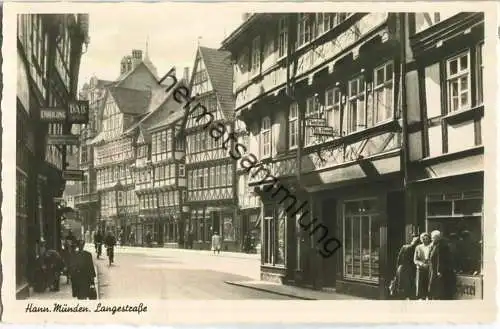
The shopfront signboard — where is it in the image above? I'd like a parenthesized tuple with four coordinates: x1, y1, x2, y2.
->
(47, 134, 80, 145)
(40, 108, 67, 122)
(313, 126, 335, 137)
(63, 169, 84, 181)
(306, 118, 328, 127)
(68, 100, 89, 124)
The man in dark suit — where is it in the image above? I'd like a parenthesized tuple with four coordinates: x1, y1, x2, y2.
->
(70, 239, 96, 300)
(429, 230, 456, 300)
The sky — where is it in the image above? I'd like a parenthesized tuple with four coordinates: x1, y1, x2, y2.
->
(78, 5, 245, 90)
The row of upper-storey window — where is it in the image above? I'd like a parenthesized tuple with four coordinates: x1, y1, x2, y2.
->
(95, 140, 134, 166)
(117, 189, 138, 207)
(96, 165, 133, 188)
(188, 164, 233, 190)
(18, 14, 48, 97)
(257, 44, 485, 157)
(153, 163, 186, 182)
(139, 191, 182, 210)
(247, 13, 354, 75)
(187, 129, 224, 154)
(151, 127, 185, 157)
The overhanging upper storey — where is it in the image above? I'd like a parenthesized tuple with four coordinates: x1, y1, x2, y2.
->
(222, 13, 393, 118)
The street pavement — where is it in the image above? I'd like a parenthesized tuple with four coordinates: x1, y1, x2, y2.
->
(94, 246, 292, 299)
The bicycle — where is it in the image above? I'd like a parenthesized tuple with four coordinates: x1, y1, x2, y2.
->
(95, 243, 102, 259)
(106, 246, 114, 266)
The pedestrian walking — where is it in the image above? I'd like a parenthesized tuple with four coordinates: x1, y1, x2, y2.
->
(392, 235, 420, 299)
(105, 231, 117, 266)
(414, 232, 432, 300)
(69, 240, 97, 300)
(428, 230, 456, 300)
(94, 229, 103, 259)
(211, 231, 222, 255)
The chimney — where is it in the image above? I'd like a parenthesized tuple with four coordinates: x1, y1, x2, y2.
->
(242, 13, 251, 22)
(132, 49, 143, 60)
(183, 67, 190, 82)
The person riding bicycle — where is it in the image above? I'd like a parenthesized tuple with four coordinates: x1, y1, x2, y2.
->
(104, 231, 117, 265)
(93, 230, 103, 259)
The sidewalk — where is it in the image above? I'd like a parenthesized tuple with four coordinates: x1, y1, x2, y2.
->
(224, 280, 368, 300)
(28, 275, 73, 300)
(27, 246, 100, 300)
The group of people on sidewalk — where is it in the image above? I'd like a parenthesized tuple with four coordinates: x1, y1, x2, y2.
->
(33, 230, 97, 300)
(391, 230, 457, 300)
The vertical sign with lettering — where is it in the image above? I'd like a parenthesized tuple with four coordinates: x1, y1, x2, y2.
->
(68, 100, 89, 124)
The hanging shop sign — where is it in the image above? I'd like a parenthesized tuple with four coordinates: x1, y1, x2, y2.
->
(68, 100, 89, 124)
(38, 100, 89, 124)
(63, 169, 84, 181)
(313, 126, 335, 137)
(306, 118, 328, 127)
(47, 134, 80, 145)
(40, 108, 67, 122)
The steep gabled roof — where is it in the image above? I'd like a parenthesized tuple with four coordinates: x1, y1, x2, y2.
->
(123, 78, 189, 136)
(148, 108, 185, 132)
(196, 46, 235, 120)
(108, 86, 151, 115)
(113, 61, 157, 87)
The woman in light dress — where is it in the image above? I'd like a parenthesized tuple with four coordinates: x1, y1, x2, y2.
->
(414, 232, 432, 300)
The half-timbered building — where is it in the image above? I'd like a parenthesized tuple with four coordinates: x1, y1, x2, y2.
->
(89, 49, 160, 239)
(75, 76, 113, 236)
(222, 12, 484, 300)
(185, 46, 239, 251)
(127, 79, 189, 247)
(405, 12, 484, 299)
(16, 14, 89, 297)
(223, 13, 411, 299)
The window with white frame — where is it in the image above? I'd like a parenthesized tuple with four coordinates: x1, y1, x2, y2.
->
(447, 52, 471, 113)
(179, 164, 185, 177)
(325, 87, 342, 136)
(297, 13, 312, 47)
(371, 61, 394, 126)
(251, 36, 261, 74)
(477, 43, 484, 105)
(346, 75, 366, 134)
(305, 96, 320, 146)
(260, 117, 271, 158)
(278, 16, 288, 58)
(343, 199, 380, 283)
(289, 102, 298, 149)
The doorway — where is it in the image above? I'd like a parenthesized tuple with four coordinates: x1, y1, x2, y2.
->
(387, 191, 405, 280)
(321, 198, 337, 287)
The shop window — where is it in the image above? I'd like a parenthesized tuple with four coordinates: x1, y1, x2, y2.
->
(263, 205, 286, 267)
(343, 199, 380, 282)
(426, 191, 483, 275)
(223, 215, 235, 241)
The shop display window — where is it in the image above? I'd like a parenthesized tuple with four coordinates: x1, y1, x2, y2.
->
(426, 190, 483, 276)
(343, 199, 380, 283)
